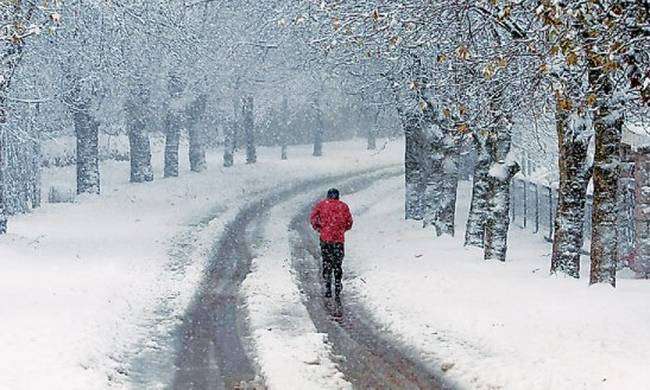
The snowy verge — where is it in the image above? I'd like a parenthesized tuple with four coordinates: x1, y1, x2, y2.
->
(343, 176, 650, 390)
(242, 189, 351, 390)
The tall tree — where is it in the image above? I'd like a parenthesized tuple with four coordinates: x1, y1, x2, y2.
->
(589, 67, 624, 286)
(164, 74, 184, 178)
(126, 84, 154, 183)
(404, 112, 425, 220)
(242, 95, 256, 164)
(312, 96, 323, 157)
(280, 94, 289, 160)
(550, 108, 592, 277)
(187, 93, 208, 172)
(465, 135, 491, 247)
(0, 1, 58, 234)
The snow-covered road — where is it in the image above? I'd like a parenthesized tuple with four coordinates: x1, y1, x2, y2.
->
(171, 168, 406, 389)
(0, 139, 404, 389)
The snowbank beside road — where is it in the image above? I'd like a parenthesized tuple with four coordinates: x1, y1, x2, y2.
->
(0, 139, 401, 390)
(345, 177, 650, 390)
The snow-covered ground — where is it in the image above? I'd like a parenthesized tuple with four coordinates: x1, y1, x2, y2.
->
(345, 177, 650, 390)
(5, 135, 649, 390)
(0, 139, 401, 390)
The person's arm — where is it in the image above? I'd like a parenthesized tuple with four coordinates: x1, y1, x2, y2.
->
(310, 202, 322, 232)
(345, 205, 353, 231)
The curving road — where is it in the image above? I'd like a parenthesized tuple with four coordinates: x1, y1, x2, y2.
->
(165, 167, 448, 389)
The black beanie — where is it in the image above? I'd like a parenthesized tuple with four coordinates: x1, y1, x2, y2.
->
(327, 188, 340, 199)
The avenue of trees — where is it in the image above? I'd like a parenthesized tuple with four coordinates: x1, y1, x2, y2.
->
(1, 1, 648, 287)
(0, 1, 387, 231)
(288, 0, 648, 286)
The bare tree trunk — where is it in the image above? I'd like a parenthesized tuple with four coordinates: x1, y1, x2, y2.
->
(126, 91, 154, 183)
(551, 106, 592, 278)
(242, 95, 256, 164)
(465, 135, 491, 247)
(187, 94, 207, 172)
(422, 130, 444, 233)
(440, 136, 460, 236)
(128, 128, 154, 183)
(224, 96, 239, 167)
(422, 122, 460, 236)
(281, 144, 288, 160)
(404, 112, 425, 220)
(281, 95, 289, 160)
(30, 138, 41, 208)
(0, 125, 7, 234)
(74, 104, 100, 194)
(164, 75, 184, 177)
(313, 97, 323, 157)
(0, 19, 28, 234)
(618, 145, 636, 268)
(367, 109, 378, 151)
(164, 110, 181, 177)
(589, 72, 623, 287)
(16, 145, 29, 213)
(223, 120, 235, 167)
(483, 127, 520, 262)
(484, 161, 520, 261)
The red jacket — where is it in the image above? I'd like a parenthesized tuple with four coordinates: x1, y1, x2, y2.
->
(310, 199, 353, 243)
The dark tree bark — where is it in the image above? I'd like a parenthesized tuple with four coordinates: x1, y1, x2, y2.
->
(550, 106, 592, 278)
(187, 94, 208, 172)
(74, 104, 100, 195)
(589, 71, 623, 287)
(224, 96, 239, 167)
(281, 95, 289, 160)
(18, 147, 30, 212)
(439, 134, 460, 236)
(484, 160, 520, 262)
(242, 95, 256, 164)
(465, 135, 491, 247)
(164, 74, 184, 178)
(483, 125, 520, 262)
(126, 91, 154, 183)
(30, 139, 41, 208)
(313, 97, 323, 157)
(223, 120, 235, 167)
(0, 128, 7, 235)
(367, 109, 378, 150)
(0, 21, 28, 234)
(422, 121, 460, 236)
(617, 145, 636, 268)
(404, 112, 425, 220)
(164, 110, 181, 177)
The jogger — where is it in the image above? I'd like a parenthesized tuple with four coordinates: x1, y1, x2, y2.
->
(310, 188, 353, 299)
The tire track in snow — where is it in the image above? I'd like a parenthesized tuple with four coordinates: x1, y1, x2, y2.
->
(290, 175, 453, 390)
(170, 166, 400, 389)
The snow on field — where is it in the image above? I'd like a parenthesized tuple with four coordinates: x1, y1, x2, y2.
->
(0, 139, 401, 390)
(345, 177, 650, 390)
